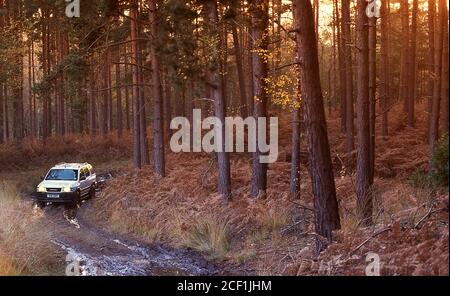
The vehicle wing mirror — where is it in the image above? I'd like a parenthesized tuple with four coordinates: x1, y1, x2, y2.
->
(40, 176, 45, 180)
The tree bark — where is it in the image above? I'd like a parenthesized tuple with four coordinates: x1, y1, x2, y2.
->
(206, 0, 231, 199)
(125, 43, 131, 130)
(250, 0, 269, 199)
(429, 0, 445, 158)
(131, 1, 141, 168)
(290, 103, 301, 199)
(163, 71, 172, 142)
(246, 16, 254, 117)
(342, 0, 354, 152)
(293, 0, 341, 253)
(427, 0, 436, 141)
(368, 14, 377, 184)
(231, 21, 248, 119)
(336, 0, 347, 134)
(356, 0, 373, 227)
(149, 0, 166, 177)
(2, 84, 8, 143)
(116, 45, 123, 139)
(439, 1, 448, 134)
(0, 83, 3, 143)
(407, 0, 418, 127)
(399, 0, 409, 113)
(380, 0, 389, 138)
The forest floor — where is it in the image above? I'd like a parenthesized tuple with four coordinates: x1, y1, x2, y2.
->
(0, 101, 448, 275)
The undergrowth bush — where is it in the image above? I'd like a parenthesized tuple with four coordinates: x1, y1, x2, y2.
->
(408, 168, 430, 189)
(0, 181, 62, 275)
(174, 215, 230, 259)
(430, 133, 449, 187)
(408, 134, 449, 189)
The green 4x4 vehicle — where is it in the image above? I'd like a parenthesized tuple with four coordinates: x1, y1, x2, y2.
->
(35, 163, 97, 209)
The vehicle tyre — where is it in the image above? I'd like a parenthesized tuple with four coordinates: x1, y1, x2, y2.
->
(34, 201, 46, 210)
(72, 191, 82, 208)
(88, 186, 96, 200)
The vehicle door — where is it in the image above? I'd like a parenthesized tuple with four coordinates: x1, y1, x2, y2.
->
(79, 168, 90, 197)
(87, 167, 96, 187)
(85, 167, 94, 188)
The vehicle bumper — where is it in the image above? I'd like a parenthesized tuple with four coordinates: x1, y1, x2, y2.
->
(35, 192, 77, 203)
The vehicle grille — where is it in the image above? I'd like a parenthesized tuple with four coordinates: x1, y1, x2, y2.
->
(46, 188, 62, 192)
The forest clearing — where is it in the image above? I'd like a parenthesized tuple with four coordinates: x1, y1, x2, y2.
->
(0, 0, 448, 278)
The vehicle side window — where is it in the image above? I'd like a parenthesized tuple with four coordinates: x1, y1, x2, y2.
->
(79, 169, 86, 180)
(85, 168, 91, 177)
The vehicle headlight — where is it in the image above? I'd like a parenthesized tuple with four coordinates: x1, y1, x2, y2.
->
(37, 186, 45, 192)
(62, 187, 73, 193)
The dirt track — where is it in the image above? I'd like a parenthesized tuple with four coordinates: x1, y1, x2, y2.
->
(25, 175, 217, 276)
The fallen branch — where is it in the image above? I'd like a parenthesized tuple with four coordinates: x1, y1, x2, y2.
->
(349, 226, 391, 256)
(289, 200, 314, 212)
(414, 207, 447, 229)
(280, 219, 304, 235)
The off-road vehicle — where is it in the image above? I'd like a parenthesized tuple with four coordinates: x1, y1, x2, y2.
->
(35, 163, 97, 209)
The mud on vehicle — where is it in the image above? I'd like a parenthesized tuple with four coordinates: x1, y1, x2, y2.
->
(35, 163, 97, 209)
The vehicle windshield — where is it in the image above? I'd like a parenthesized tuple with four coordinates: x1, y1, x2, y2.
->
(45, 169, 78, 181)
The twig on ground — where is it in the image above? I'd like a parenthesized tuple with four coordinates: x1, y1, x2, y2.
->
(349, 226, 391, 256)
(280, 219, 304, 235)
(414, 207, 447, 229)
(289, 200, 314, 212)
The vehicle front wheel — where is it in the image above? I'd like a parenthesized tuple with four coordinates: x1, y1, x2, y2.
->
(72, 191, 82, 208)
(34, 201, 46, 210)
(88, 186, 96, 200)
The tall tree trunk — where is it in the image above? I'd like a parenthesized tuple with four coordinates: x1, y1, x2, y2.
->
(293, 0, 341, 254)
(0, 0, 3, 142)
(12, 0, 23, 141)
(399, 0, 409, 112)
(2, 85, 8, 143)
(131, 1, 141, 168)
(101, 53, 108, 137)
(356, 0, 373, 227)
(427, 0, 436, 141)
(336, 0, 347, 133)
(149, 0, 165, 178)
(231, 20, 248, 119)
(0, 84, 3, 143)
(331, 0, 337, 114)
(290, 94, 301, 199)
(342, 0, 354, 152)
(429, 0, 445, 158)
(206, 0, 231, 199)
(31, 41, 36, 137)
(163, 71, 172, 142)
(116, 45, 123, 139)
(89, 71, 97, 134)
(380, 0, 389, 138)
(107, 49, 113, 133)
(439, 1, 448, 133)
(138, 42, 149, 166)
(407, 0, 418, 127)
(368, 14, 377, 184)
(246, 16, 254, 116)
(28, 43, 33, 137)
(250, 0, 269, 199)
(125, 43, 131, 130)
(313, 0, 319, 43)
